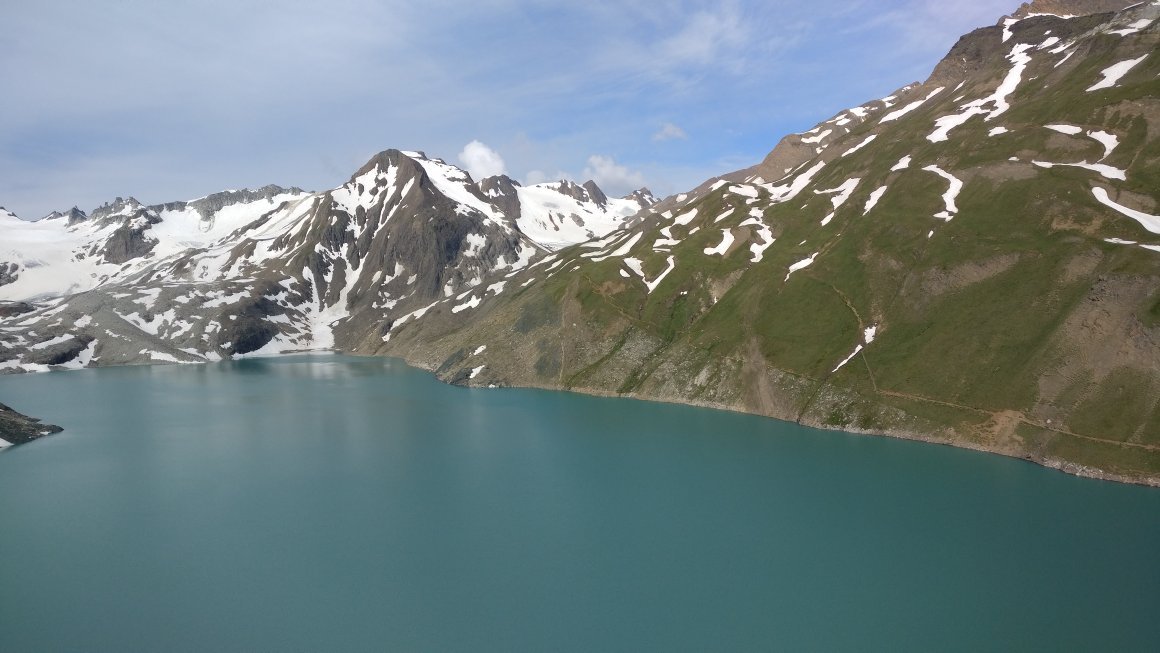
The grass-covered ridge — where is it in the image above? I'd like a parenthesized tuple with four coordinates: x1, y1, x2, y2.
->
(377, 6, 1160, 485)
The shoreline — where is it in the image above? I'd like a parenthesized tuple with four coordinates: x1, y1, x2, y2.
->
(4, 349, 1158, 488)
(393, 352, 1160, 489)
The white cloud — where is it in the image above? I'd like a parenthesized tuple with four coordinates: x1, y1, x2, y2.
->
(583, 155, 646, 195)
(457, 140, 507, 180)
(652, 122, 688, 142)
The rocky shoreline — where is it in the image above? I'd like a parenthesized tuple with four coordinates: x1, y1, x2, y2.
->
(0, 401, 62, 447)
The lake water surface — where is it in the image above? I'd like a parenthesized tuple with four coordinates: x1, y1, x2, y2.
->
(1, 355, 1158, 651)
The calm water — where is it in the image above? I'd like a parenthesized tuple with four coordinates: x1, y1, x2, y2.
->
(0, 355, 1157, 652)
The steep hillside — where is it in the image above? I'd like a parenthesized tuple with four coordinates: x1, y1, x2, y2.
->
(373, 2, 1160, 484)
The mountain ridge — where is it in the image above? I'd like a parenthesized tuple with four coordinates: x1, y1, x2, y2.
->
(371, 0, 1160, 485)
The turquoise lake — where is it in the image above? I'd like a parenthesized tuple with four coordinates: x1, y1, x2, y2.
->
(1, 355, 1158, 651)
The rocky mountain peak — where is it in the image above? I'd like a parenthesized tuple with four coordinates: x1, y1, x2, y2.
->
(551, 179, 608, 206)
(479, 174, 523, 220)
(582, 181, 608, 208)
(624, 187, 658, 208)
(89, 196, 146, 221)
(351, 148, 417, 180)
(44, 207, 89, 225)
(1006, 0, 1138, 20)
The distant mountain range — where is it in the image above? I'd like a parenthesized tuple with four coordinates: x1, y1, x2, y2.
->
(2, 0, 1157, 485)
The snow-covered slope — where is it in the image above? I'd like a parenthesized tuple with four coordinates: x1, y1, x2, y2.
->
(0, 149, 656, 370)
(513, 180, 654, 250)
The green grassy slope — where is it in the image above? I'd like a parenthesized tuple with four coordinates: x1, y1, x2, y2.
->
(375, 8, 1160, 484)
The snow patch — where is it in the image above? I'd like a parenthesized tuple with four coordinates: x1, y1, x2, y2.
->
(759, 161, 828, 204)
(922, 166, 963, 221)
(1087, 130, 1119, 160)
(863, 186, 888, 215)
(800, 129, 832, 144)
(1087, 55, 1149, 92)
(728, 185, 759, 199)
(703, 229, 735, 256)
(1108, 18, 1153, 36)
(1032, 160, 1126, 180)
(928, 44, 1032, 143)
(815, 178, 860, 225)
(452, 295, 481, 314)
(785, 253, 818, 281)
(880, 87, 944, 123)
(623, 256, 677, 294)
(833, 324, 879, 373)
(841, 135, 878, 157)
(1092, 187, 1160, 234)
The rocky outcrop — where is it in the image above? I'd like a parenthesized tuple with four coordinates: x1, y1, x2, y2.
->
(100, 215, 159, 264)
(26, 335, 95, 366)
(0, 402, 62, 446)
(582, 181, 608, 207)
(43, 207, 88, 225)
(624, 188, 658, 209)
(0, 302, 35, 318)
(0, 263, 18, 288)
(479, 175, 523, 221)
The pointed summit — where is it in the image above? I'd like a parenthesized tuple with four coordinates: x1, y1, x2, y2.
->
(624, 188, 658, 209)
(1006, 0, 1138, 20)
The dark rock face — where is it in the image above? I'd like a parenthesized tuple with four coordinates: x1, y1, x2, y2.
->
(26, 335, 94, 366)
(64, 207, 88, 225)
(0, 402, 62, 446)
(101, 218, 159, 265)
(554, 180, 592, 203)
(479, 175, 523, 221)
(926, 26, 1008, 86)
(625, 188, 658, 208)
(42, 207, 88, 225)
(215, 297, 284, 355)
(582, 180, 608, 207)
(0, 302, 35, 318)
(0, 263, 18, 288)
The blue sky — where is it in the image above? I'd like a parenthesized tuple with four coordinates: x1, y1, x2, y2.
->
(1, 0, 1016, 218)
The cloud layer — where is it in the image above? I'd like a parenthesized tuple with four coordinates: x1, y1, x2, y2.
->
(1, 0, 1017, 218)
